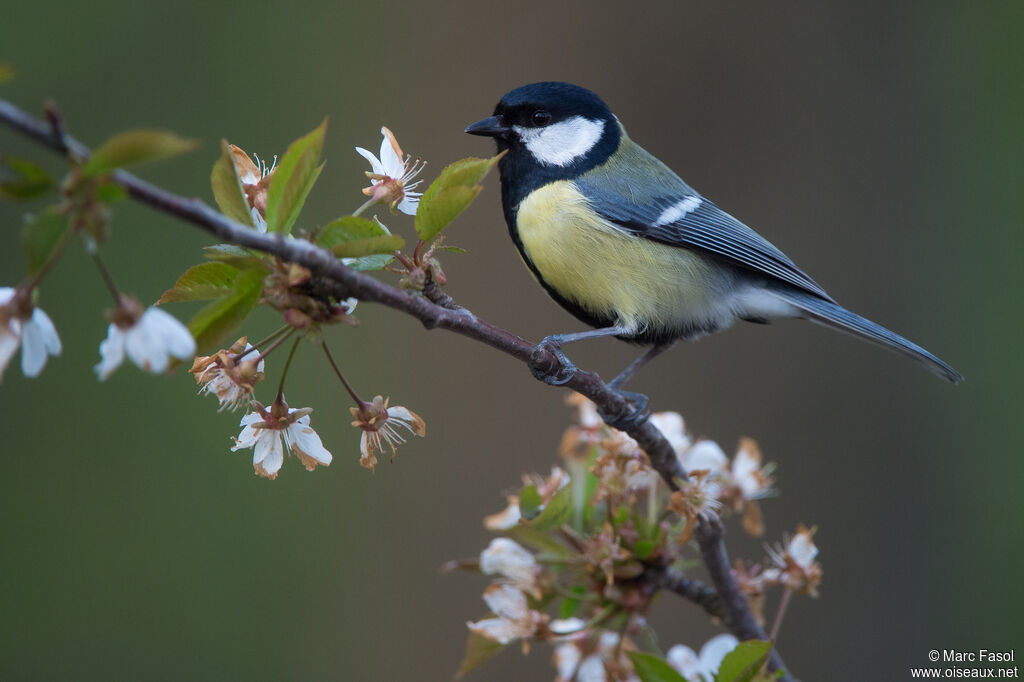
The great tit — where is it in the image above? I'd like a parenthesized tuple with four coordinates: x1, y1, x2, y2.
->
(465, 81, 963, 390)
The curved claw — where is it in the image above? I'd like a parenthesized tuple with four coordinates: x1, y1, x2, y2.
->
(598, 389, 651, 431)
(529, 337, 578, 386)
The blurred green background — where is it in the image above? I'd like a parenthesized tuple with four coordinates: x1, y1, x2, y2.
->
(2, 1, 1021, 680)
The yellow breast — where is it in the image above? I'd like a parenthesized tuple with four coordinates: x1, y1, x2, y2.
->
(515, 181, 725, 335)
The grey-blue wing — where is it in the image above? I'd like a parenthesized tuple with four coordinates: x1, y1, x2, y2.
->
(575, 137, 835, 302)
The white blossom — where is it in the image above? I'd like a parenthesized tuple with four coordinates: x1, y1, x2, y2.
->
(355, 127, 424, 215)
(680, 439, 729, 476)
(0, 287, 61, 380)
(667, 634, 739, 682)
(231, 406, 332, 479)
(466, 584, 540, 644)
(95, 306, 195, 380)
(480, 538, 539, 597)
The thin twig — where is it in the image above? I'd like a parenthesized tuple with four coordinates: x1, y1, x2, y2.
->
(0, 97, 792, 681)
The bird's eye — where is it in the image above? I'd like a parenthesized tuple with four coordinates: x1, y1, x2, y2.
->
(531, 109, 552, 127)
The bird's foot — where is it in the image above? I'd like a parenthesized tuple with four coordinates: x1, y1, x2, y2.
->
(598, 389, 650, 431)
(529, 336, 578, 386)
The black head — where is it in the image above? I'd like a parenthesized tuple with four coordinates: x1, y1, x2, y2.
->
(465, 82, 622, 210)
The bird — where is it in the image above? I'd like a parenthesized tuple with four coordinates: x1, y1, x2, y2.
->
(464, 82, 962, 418)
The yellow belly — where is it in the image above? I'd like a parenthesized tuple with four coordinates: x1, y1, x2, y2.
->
(516, 181, 727, 335)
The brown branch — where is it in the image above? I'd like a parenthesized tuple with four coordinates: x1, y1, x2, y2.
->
(0, 97, 792, 681)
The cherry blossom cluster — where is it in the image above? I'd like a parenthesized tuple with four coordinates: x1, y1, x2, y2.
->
(452, 394, 822, 681)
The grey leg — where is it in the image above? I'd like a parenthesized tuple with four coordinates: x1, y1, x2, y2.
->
(528, 325, 631, 386)
(599, 342, 677, 431)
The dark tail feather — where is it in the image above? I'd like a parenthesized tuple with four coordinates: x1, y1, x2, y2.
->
(771, 288, 964, 384)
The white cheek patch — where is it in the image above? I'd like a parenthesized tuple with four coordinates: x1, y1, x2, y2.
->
(513, 116, 605, 167)
(654, 196, 702, 226)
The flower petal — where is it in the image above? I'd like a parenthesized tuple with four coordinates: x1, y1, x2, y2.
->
(254, 431, 284, 478)
(681, 440, 728, 475)
(142, 307, 195, 360)
(481, 584, 528, 621)
(286, 422, 332, 470)
(125, 318, 168, 374)
(20, 319, 49, 377)
(667, 644, 701, 678)
(355, 147, 384, 176)
(698, 634, 739, 675)
(0, 322, 20, 382)
(466, 617, 530, 645)
(480, 538, 536, 585)
(396, 195, 419, 216)
(483, 498, 521, 531)
(94, 324, 125, 380)
(0, 287, 14, 306)
(31, 308, 61, 355)
(378, 127, 404, 178)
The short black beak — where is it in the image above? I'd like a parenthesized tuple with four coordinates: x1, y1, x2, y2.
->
(464, 115, 510, 138)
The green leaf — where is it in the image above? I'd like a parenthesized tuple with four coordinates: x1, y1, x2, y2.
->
(158, 262, 242, 303)
(519, 485, 543, 521)
(628, 651, 689, 682)
(635, 539, 657, 560)
(210, 140, 255, 226)
(346, 253, 393, 271)
(414, 153, 502, 241)
(714, 640, 773, 682)
(1, 156, 54, 199)
(82, 129, 199, 177)
(95, 183, 128, 203)
(529, 485, 572, 530)
(330, 235, 404, 258)
(456, 630, 506, 678)
(186, 268, 264, 352)
(315, 216, 388, 247)
(21, 207, 69, 276)
(506, 525, 574, 558)
(431, 154, 503, 190)
(414, 185, 482, 243)
(265, 119, 326, 234)
(558, 586, 588, 619)
(203, 243, 268, 270)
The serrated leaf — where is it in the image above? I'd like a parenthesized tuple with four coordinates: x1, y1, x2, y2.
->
(628, 651, 689, 682)
(414, 153, 502, 241)
(159, 262, 241, 303)
(1, 156, 54, 199)
(186, 268, 264, 352)
(82, 129, 198, 177)
(21, 207, 69, 275)
(519, 485, 543, 521)
(714, 640, 773, 682)
(414, 185, 482, 242)
(265, 119, 326, 234)
(211, 140, 255, 226)
(456, 630, 507, 678)
(430, 154, 503, 192)
(330, 235, 404, 258)
(315, 216, 388, 247)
